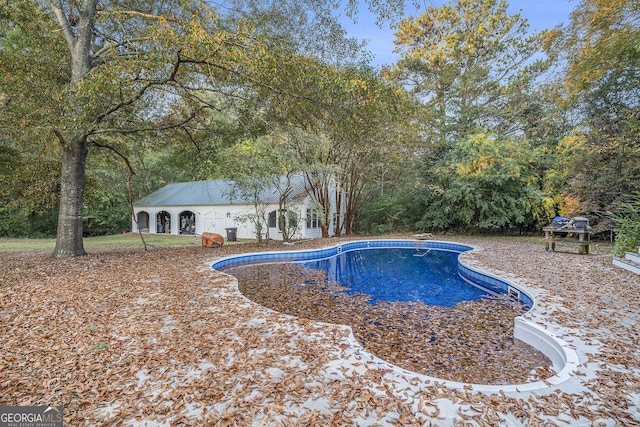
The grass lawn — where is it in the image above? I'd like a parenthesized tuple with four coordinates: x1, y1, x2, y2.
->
(0, 233, 253, 253)
(0, 232, 614, 254)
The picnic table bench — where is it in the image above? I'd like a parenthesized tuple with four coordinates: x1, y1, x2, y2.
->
(543, 226, 592, 254)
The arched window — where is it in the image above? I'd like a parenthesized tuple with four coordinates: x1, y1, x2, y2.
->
(179, 210, 196, 235)
(156, 211, 171, 234)
(137, 211, 149, 232)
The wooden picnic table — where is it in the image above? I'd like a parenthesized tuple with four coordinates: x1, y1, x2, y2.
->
(543, 226, 592, 254)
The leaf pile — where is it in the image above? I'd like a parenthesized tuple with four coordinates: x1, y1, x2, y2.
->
(1, 237, 638, 425)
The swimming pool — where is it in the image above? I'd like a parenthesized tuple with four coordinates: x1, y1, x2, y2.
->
(300, 248, 492, 307)
(212, 239, 578, 388)
(212, 239, 533, 308)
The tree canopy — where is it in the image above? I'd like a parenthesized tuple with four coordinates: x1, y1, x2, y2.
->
(1, 0, 403, 254)
(0, 0, 637, 250)
(551, 0, 640, 230)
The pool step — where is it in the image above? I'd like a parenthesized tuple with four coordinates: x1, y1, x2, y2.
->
(613, 249, 640, 275)
(625, 250, 640, 264)
(414, 249, 432, 257)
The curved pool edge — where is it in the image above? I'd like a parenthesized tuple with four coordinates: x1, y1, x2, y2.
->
(212, 239, 474, 270)
(211, 238, 581, 392)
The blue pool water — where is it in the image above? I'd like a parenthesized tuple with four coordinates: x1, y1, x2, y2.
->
(299, 248, 491, 307)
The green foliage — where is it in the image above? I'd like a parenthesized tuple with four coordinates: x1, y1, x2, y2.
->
(81, 150, 133, 237)
(608, 192, 640, 257)
(417, 133, 555, 232)
(0, 209, 58, 238)
(553, 131, 640, 231)
(0, 0, 70, 130)
(547, 0, 640, 230)
(392, 0, 551, 145)
(252, 60, 416, 236)
(380, 0, 565, 235)
(83, 205, 130, 237)
(358, 193, 418, 235)
(0, 141, 60, 214)
(560, 0, 640, 111)
(0, 210, 27, 238)
(0, 142, 60, 238)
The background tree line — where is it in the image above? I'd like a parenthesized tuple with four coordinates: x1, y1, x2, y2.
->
(0, 0, 638, 256)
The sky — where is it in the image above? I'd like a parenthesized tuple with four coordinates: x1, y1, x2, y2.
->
(338, 0, 576, 67)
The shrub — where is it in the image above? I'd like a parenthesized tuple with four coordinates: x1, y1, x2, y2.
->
(608, 192, 640, 257)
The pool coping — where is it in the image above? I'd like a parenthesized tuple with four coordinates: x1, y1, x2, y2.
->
(211, 239, 580, 393)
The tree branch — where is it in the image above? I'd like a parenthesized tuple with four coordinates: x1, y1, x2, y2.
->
(90, 107, 202, 136)
(93, 52, 183, 124)
(87, 140, 136, 177)
(179, 57, 332, 109)
(53, 129, 66, 145)
(88, 139, 151, 251)
(92, 37, 153, 60)
(50, 0, 75, 51)
(100, 9, 184, 25)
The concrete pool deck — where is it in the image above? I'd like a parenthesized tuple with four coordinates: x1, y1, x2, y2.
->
(1, 237, 638, 425)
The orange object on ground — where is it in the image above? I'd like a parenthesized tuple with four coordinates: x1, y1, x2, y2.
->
(201, 232, 224, 248)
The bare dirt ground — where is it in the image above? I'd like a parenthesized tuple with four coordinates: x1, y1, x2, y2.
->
(1, 236, 638, 425)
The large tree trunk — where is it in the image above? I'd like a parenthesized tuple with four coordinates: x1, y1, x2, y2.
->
(50, 0, 97, 257)
(52, 139, 88, 257)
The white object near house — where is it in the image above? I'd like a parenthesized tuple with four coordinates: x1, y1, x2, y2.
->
(131, 175, 345, 240)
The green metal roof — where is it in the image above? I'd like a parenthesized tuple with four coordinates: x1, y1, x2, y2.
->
(133, 176, 309, 207)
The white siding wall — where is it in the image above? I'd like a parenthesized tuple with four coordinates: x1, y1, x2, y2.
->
(132, 191, 347, 240)
(133, 203, 307, 240)
(299, 194, 346, 239)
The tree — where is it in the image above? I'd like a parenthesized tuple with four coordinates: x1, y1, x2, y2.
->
(249, 56, 414, 237)
(417, 133, 555, 232)
(383, 0, 567, 234)
(0, 0, 287, 256)
(551, 0, 640, 229)
(1, 0, 410, 255)
(391, 0, 552, 147)
(220, 136, 302, 243)
(324, 66, 415, 235)
(0, 1, 66, 237)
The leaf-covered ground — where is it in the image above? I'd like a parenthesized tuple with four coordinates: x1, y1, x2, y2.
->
(1, 237, 638, 426)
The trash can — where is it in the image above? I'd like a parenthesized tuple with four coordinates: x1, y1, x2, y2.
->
(225, 227, 238, 242)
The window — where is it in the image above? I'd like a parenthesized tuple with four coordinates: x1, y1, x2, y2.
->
(268, 210, 277, 228)
(306, 209, 320, 228)
(288, 211, 299, 228)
